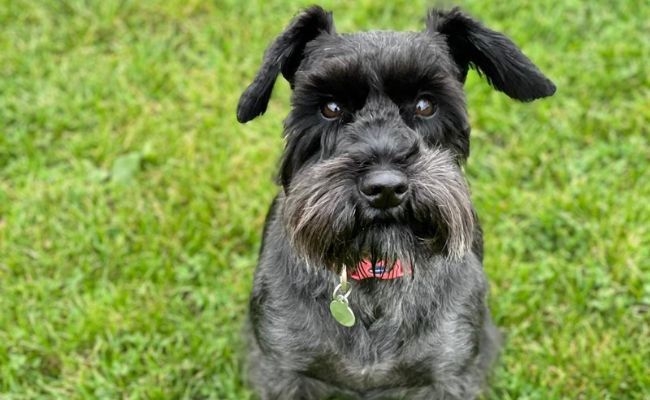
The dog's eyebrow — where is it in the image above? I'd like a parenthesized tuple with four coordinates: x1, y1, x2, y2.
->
(297, 58, 370, 104)
(381, 62, 449, 102)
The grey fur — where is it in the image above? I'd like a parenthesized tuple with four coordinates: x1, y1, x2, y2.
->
(237, 5, 554, 399)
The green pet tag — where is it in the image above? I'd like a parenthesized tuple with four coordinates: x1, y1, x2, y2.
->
(330, 266, 356, 327)
(330, 297, 355, 327)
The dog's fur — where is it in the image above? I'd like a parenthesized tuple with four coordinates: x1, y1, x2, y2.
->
(237, 6, 555, 399)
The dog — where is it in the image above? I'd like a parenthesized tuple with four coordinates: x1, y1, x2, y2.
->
(236, 6, 555, 399)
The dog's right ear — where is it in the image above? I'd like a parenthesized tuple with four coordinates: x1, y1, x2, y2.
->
(237, 6, 334, 123)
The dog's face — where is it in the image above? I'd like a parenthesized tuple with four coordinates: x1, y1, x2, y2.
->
(238, 6, 555, 270)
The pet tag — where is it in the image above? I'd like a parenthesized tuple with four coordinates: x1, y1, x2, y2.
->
(330, 267, 355, 327)
(329, 296, 355, 327)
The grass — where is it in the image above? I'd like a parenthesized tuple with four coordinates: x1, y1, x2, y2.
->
(0, 0, 648, 398)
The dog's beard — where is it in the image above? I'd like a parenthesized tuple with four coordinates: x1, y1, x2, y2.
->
(282, 148, 474, 270)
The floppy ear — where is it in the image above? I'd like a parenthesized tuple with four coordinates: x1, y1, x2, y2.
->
(428, 8, 556, 102)
(237, 6, 334, 123)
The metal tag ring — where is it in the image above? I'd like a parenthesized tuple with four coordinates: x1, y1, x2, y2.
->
(333, 283, 352, 300)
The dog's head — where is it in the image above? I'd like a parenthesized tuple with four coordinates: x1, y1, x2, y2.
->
(237, 6, 555, 270)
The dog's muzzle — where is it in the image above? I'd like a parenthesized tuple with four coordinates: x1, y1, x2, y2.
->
(282, 147, 475, 268)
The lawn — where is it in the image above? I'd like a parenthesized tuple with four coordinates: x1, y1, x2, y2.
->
(0, 0, 648, 399)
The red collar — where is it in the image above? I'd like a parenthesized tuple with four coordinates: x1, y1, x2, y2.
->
(349, 259, 406, 280)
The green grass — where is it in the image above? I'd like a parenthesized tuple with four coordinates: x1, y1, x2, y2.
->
(0, 0, 648, 398)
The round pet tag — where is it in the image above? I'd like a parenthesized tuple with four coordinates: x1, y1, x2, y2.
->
(329, 297, 356, 327)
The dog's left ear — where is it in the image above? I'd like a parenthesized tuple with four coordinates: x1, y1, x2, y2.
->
(237, 6, 334, 123)
(427, 8, 556, 102)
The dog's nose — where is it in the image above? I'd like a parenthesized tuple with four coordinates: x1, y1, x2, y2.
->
(359, 170, 409, 209)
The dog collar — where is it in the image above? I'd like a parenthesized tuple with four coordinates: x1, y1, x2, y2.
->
(349, 259, 405, 280)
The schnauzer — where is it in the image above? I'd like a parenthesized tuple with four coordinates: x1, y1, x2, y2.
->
(236, 6, 555, 399)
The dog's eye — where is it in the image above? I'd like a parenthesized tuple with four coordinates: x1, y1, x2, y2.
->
(414, 98, 437, 118)
(321, 101, 343, 120)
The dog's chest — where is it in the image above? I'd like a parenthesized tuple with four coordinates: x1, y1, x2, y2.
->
(304, 324, 436, 390)
(301, 282, 477, 390)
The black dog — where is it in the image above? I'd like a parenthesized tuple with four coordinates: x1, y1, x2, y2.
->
(237, 6, 554, 399)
